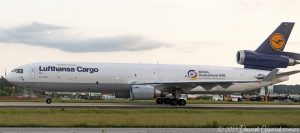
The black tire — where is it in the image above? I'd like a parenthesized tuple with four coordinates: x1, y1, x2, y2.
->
(46, 98, 52, 104)
(156, 98, 164, 104)
(163, 98, 171, 104)
(170, 98, 178, 106)
(178, 99, 186, 106)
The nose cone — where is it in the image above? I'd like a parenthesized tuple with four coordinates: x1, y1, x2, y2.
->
(5, 72, 16, 83)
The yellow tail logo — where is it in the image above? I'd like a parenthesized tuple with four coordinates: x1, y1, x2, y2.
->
(269, 33, 286, 51)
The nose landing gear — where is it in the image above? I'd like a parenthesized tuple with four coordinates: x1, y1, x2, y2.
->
(46, 98, 52, 104)
(44, 91, 53, 104)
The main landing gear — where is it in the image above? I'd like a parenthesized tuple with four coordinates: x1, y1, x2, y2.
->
(156, 91, 186, 106)
(156, 97, 186, 106)
(156, 89, 186, 106)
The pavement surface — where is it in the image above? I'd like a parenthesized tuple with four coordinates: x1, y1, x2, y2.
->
(0, 102, 300, 110)
(0, 128, 299, 133)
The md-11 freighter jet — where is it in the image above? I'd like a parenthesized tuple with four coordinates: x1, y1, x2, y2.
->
(6, 22, 300, 106)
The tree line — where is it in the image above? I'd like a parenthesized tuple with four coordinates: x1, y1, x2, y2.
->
(274, 85, 300, 94)
(0, 76, 24, 96)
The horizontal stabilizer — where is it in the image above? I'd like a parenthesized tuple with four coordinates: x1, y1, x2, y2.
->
(262, 69, 279, 81)
(277, 70, 300, 77)
(282, 52, 300, 60)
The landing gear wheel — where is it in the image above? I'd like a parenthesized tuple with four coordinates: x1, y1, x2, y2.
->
(164, 98, 171, 104)
(46, 98, 52, 104)
(156, 98, 164, 104)
(178, 99, 186, 106)
(170, 98, 178, 106)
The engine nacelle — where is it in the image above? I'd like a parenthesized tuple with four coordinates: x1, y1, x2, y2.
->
(236, 50, 296, 70)
(131, 85, 159, 100)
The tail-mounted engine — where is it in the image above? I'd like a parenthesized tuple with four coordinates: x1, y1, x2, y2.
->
(236, 50, 299, 70)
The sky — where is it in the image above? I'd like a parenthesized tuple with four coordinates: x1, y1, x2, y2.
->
(0, 0, 300, 84)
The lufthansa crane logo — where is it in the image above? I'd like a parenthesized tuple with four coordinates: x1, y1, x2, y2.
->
(187, 70, 198, 80)
(270, 33, 286, 51)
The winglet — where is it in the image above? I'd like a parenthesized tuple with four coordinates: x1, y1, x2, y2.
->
(262, 69, 279, 81)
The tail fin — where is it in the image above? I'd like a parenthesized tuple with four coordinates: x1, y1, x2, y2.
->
(255, 22, 294, 54)
(236, 22, 300, 70)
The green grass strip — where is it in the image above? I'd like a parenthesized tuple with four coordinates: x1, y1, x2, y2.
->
(0, 108, 299, 128)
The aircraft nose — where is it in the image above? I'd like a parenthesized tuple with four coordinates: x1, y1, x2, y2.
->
(5, 72, 16, 83)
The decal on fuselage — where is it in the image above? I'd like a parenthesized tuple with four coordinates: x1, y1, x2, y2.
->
(187, 70, 198, 80)
(39, 66, 99, 73)
(187, 70, 226, 80)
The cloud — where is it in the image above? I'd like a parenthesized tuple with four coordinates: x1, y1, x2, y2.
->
(0, 22, 170, 52)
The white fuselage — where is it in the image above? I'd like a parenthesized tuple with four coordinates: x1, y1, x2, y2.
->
(6, 62, 288, 98)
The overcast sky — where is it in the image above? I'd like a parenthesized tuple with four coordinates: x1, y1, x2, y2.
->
(0, 0, 300, 84)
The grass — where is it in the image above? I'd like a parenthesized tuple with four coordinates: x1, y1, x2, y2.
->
(0, 108, 300, 127)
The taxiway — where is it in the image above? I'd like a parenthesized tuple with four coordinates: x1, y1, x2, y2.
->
(0, 102, 300, 110)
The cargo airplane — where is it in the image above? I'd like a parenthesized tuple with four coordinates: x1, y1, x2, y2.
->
(6, 22, 300, 106)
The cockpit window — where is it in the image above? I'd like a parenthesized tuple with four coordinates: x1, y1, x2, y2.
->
(11, 69, 23, 74)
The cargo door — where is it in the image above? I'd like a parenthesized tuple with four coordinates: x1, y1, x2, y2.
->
(30, 67, 38, 80)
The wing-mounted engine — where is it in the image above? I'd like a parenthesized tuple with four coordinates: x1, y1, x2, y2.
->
(130, 85, 161, 100)
(236, 50, 298, 70)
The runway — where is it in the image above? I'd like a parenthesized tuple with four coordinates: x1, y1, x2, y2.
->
(6, 128, 299, 133)
(0, 128, 223, 133)
(1, 102, 300, 110)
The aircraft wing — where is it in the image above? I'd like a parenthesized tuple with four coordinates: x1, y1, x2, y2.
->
(152, 82, 235, 92)
(135, 80, 256, 92)
(135, 69, 280, 92)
